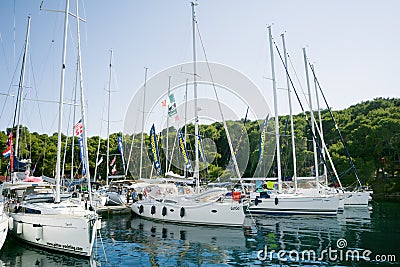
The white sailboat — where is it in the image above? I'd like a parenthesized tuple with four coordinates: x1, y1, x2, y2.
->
(0, 201, 8, 250)
(131, 1, 245, 227)
(3, 1, 100, 257)
(300, 53, 372, 207)
(247, 27, 340, 216)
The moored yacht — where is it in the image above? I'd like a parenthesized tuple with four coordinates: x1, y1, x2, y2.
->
(3, 181, 100, 257)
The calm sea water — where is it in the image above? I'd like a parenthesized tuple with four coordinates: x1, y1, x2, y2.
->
(0, 201, 398, 266)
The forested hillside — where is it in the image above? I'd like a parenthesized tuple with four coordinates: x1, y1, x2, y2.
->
(1, 97, 399, 193)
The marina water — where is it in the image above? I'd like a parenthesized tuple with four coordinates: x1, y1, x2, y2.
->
(0, 201, 398, 266)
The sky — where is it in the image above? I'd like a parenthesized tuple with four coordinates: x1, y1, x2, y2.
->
(1, 0, 399, 138)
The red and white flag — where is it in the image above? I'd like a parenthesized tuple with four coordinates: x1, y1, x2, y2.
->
(110, 155, 116, 166)
(111, 164, 117, 175)
(74, 119, 83, 137)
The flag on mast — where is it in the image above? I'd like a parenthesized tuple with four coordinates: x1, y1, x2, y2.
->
(178, 128, 192, 174)
(149, 124, 162, 175)
(2, 132, 13, 158)
(117, 136, 126, 174)
(258, 114, 270, 162)
(110, 155, 116, 166)
(167, 93, 177, 117)
(74, 119, 86, 175)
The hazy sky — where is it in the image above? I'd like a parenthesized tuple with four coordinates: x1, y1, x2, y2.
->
(1, 0, 399, 137)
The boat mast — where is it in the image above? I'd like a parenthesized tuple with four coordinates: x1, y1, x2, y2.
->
(139, 67, 148, 179)
(106, 50, 112, 185)
(281, 33, 297, 191)
(14, 16, 30, 162)
(191, 1, 200, 192)
(75, 0, 92, 205)
(55, 0, 70, 203)
(166, 76, 171, 174)
(71, 62, 78, 181)
(303, 48, 319, 189)
(311, 64, 327, 184)
(184, 78, 188, 178)
(268, 26, 282, 193)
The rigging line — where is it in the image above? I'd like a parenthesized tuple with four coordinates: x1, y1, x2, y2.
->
(0, 32, 11, 77)
(112, 66, 121, 93)
(195, 21, 243, 185)
(94, 93, 108, 179)
(307, 60, 363, 186)
(28, 53, 45, 132)
(272, 40, 340, 187)
(13, 0, 16, 66)
(287, 53, 310, 107)
(1, 44, 23, 126)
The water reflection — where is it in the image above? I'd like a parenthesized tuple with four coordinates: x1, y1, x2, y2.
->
(97, 215, 255, 266)
(2, 203, 398, 267)
(0, 237, 98, 267)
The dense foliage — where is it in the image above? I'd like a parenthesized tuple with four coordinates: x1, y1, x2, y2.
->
(1, 98, 399, 192)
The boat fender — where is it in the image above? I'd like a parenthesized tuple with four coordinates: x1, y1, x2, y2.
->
(275, 197, 279, 205)
(162, 206, 167, 216)
(17, 221, 23, 235)
(255, 197, 259, 206)
(33, 224, 43, 241)
(139, 205, 144, 214)
(180, 207, 185, 217)
(8, 217, 13, 231)
(151, 205, 156, 215)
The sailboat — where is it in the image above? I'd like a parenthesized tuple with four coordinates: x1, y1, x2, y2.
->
(131, 2, 245, 227)
(247, 27, 340, 216)
(3, 1, 100, 257)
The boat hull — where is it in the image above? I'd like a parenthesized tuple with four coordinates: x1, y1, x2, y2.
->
(343, 191, 371, 206)
(0, 213, 8, 250)
(247, 194, 339, 215)
(8, 212, 98, 257)
(131, 199, 245, 227)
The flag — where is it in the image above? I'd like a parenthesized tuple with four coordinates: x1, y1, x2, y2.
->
(117, 136, 126, 173)
(96, 156, 103, 167)
(178, 128, 192, 173)
(174, 115, 179, 122)
(161, 100, 166, 107)
(74, 119, 83, 137)
(78, 135, 86, 175)
(149, 124, 162, 175)
(110, 155, 116, 166)
(258, 114, 269, 161)
(74, 119, 86, 175)
(2, 146, 11, 157)
(111, 164, 117, 175)
(167, 93, 177, 117)
(2, 132, 13, 157)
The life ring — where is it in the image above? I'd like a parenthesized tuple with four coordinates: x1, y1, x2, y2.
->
(274, 197, 279, 205)
(185, 188, 190, 194)
(162, 206, 167, 216)
(180, 207, 185, 217)
(139, 205, 144, 214)
(151, 205, 156, 215)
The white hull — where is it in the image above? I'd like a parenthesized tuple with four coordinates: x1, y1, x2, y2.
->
(343, 191, 371, 206)
(131, 199, 245, 227)
(248, 194, 339, 215)
(0, 212, 8, 250)
(8, 210, 99, 257)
